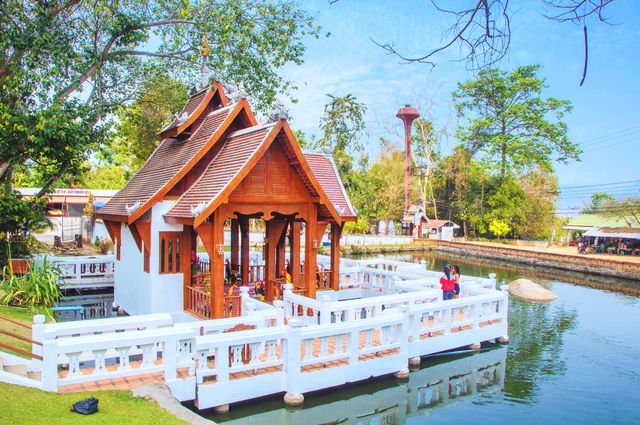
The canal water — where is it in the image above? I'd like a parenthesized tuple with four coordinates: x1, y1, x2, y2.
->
(201, 251, 640, 425)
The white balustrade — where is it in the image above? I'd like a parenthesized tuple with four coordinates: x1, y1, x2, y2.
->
(41, 327, 195, 391)
(49, 255, 115, 290)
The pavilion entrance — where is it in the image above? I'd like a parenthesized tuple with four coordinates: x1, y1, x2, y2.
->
(183, 202, 342, 319)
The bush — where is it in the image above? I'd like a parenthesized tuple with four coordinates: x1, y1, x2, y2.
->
(343, 218, 369, 234)
(1, 257, 62, 318)
(98, 237, 113, 254)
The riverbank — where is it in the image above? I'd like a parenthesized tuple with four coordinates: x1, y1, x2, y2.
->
(333, 239, 640, 282)
(426, 240, 640, 281)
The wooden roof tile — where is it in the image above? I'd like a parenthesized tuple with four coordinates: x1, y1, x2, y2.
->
(165, 124, 275, 219)
(98, 105, 233, 217)
(304, 153, 357, 219)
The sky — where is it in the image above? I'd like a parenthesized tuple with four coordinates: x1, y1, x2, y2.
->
(278, 0, 640, 215)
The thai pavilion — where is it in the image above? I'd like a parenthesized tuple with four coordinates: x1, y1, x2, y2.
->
(96, 82, 357, 319)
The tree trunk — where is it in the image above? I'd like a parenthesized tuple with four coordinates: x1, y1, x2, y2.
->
(500, 142, 506, 181)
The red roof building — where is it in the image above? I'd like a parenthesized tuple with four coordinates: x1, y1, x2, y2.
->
(96, 82, 356, 319)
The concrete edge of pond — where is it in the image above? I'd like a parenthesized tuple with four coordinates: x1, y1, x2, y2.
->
(132, 383, 217, 425)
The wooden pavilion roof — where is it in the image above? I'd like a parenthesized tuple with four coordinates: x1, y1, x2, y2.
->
(97, 82, 356, 226)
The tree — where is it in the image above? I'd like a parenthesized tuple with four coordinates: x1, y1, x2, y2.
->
(79, 164, 128, 191)
(365, 144, 405, 220)
(453, 65, 579, 180)
(601, 195, 640, 226)
(314, 94, 367, 183)
(582, 192, 616, 214)
(412, 118, 441, 218)
(104, 74, 189, 176)
(373, 0, 616, 84)
(0, 0, 320, 234)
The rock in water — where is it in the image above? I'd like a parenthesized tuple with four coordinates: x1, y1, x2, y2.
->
(508, 279, 558, 302)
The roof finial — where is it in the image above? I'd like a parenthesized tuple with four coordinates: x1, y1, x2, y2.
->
(266, 99, 290, 122)
(198, 35, 212, 90)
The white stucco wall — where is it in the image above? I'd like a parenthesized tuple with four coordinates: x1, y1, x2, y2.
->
(114, 222, 151, 315)
(114, 201, 184, 316)
(149, 201, 184, 314)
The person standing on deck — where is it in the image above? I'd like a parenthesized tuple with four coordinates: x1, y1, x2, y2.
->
(440, 265, 456, 300)
(452, 265, 461, 299)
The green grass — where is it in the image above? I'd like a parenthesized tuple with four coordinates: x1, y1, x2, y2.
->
(0, 383, 188, 424)
(0, 305, 37, 357)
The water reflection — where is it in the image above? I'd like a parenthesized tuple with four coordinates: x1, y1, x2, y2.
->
(210, 348, 506, 425)
(505, 297, 577, 402)
(56, 291, 114, 321)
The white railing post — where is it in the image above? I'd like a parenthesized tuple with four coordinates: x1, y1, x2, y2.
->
(163, 337, 178, 382)
(216, 344, 230, 384)
(41, 340, 58, 392)
(320, 295, 331, 325)
(240, 286, 250, 313)
(398, 305, 410, 358)
(443, 304, 452, 335)
(285, 319, 303, 394)
(273, 300, 285, 326)
(32, 315, 45, 365)
(489, 273, 497, 288)
(283, 284, 293, 319)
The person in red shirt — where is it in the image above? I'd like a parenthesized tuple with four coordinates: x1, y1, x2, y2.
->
(440, 265, 456, 300)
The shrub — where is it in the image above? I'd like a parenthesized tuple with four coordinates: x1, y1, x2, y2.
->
(1, 257, 62, 318)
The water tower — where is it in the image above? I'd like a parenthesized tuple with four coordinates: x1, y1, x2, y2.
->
(396, 105, 420, 213)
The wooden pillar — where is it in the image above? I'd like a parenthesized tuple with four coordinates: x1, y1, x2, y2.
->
(276, 221, 288, 279)
(239, 216, 249, 285)
(265, 221, 276, 301)
(230, 218, 239, 270)
(181, 225, 193, 311)
(305, 204, 318, 300)
(330, 223, 342, 291)
(211, 212, 225, 318)
(290, 221, 301, 287)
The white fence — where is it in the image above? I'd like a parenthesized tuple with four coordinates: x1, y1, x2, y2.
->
(283, 285, 441, 326)
(47, 255, 115, 290)
(1, 254, 508, 412)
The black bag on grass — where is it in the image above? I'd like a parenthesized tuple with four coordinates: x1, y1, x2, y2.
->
(71, 397, 99, 415)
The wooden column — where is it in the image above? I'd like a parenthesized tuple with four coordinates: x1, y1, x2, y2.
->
(304, 204, 318, 300)
(265, 221, 276, 301)
(230, 218, 239, 270)
(239, 216, 250, 285)
(276, 221, 288, 279)
(181, 225, 193, 311)
(290, 221, 301, 287)
(330, 223, 342, 291)
(212, 212, 226, 318)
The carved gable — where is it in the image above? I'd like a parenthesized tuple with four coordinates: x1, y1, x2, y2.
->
(230, 136, 311, 201)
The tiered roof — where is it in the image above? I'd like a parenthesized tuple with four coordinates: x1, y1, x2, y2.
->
(97, 82, 356, 226)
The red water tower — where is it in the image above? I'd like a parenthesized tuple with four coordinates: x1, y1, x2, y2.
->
(396, 105, 420, 213)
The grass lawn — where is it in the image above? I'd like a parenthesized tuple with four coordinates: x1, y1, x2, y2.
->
(0, 305, 37, 357)
(0, 383, 188, 424)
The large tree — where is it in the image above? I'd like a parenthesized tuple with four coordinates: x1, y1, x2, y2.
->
(104, 73, 190, 177)
(0, 0, 320, 236)
(453, 65, 579, 180)
(374, 0, 616, 84)
(313, 93, 367, 187)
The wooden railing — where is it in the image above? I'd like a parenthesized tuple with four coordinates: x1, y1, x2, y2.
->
(223, 295, 242, 318)
(316, 270, 332, 290)
(0, 315, 42, 360)
(247, 265, 265, 284)
(186, 286, 211, 319)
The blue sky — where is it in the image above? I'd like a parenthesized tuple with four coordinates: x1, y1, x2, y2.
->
(280, 0, 640, 214)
